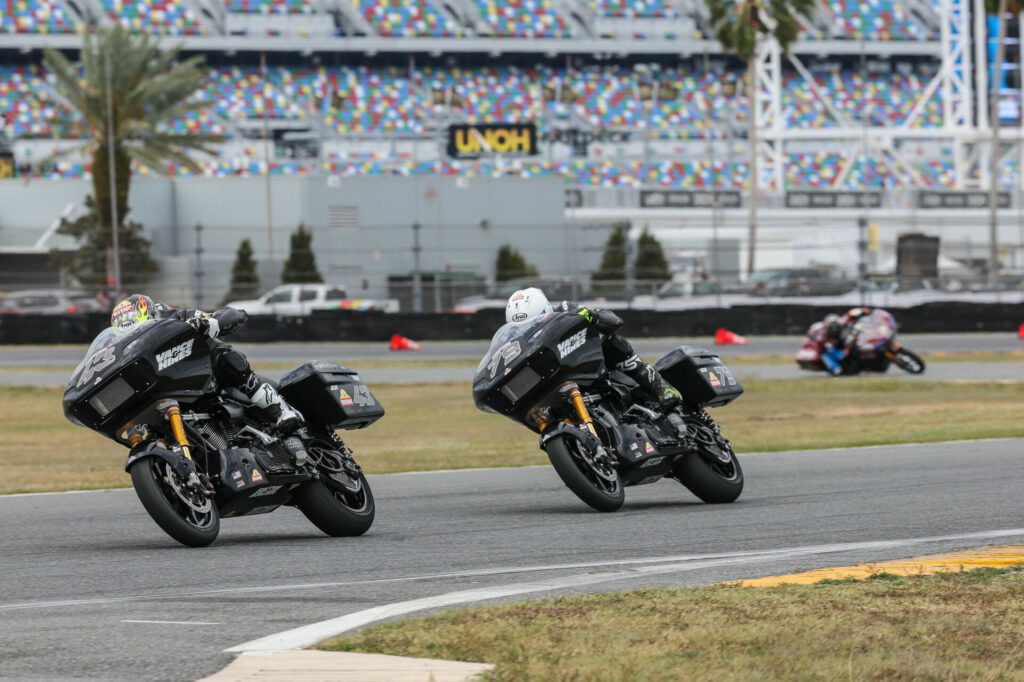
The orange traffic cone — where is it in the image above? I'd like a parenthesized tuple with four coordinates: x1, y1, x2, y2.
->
(715, 328, 749, 346)
(389, 334, 423, 351)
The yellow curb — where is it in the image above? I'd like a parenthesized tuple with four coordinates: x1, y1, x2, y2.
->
(197, 650, 493, 682)
(731, 543, 1024, 587)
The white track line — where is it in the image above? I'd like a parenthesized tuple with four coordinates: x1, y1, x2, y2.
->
(225, 527, 1024, 654)
(5, 528, 1024, 614)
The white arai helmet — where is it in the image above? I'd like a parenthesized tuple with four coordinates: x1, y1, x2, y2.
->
(505, 287, 552, 324)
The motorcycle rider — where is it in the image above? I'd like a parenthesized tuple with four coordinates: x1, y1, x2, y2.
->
(109, 294, 304, 433)
(819, 312, 847, 376)
(505, 288, 687, 436)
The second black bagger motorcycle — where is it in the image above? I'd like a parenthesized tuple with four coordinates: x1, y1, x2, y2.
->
(64, 318, 384, 547)
(473, 311, 744, 512)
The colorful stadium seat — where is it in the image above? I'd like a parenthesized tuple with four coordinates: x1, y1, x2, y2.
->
(0, 65, 79, 138)
(0, 0, 77, 34)
(471, 0, 570, 37)
(227, 0, 315, 13)
(588, 0, 678, 18)
(826, 0, 933, 40)
(352, 0, 458, 36)
(98, 0, 203, 34)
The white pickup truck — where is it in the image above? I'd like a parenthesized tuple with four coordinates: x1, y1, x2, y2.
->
(226, 284, 399, 315)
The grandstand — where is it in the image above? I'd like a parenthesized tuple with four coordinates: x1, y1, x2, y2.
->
(0, 2, 1020, 195)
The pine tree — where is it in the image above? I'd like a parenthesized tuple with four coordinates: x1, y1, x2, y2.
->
(222, 239, 260, 304)
(634, 227, 671, 283)
(592, 223, 628, 291)
(495, 244, 539, 282)
(281, 224, 323, 284)
(48, 195, 157, 291)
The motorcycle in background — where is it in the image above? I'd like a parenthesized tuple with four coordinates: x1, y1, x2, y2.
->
(796, 308, 925, 376)
(473, 311, 744, 512)
(64, 318, 383, 546)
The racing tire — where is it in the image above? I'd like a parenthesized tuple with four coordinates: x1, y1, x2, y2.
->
(546, 435, 624, 512)
(892, 348, 926, 374)
(672, 444, 744, 504)
(294, 474, 375, 537)
(129, 458, 220, 547)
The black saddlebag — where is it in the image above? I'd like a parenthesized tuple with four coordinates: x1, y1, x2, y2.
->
(278, 361, 384, 429)
(654, 345, 744, 408)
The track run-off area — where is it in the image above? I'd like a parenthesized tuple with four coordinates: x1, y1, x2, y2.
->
(2, 438, 1023, 681)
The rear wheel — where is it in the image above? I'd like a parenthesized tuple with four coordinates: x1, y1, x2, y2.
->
(892, 348, 925, 374)
(294, 473, 375, 536)
(546, 434, 624, 512)
(129, 458, 219, 547)
(672, 417, 743, 504)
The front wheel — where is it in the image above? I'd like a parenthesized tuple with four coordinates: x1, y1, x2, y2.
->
(129, 458, 220, 547)
(294, 473, 375, 537)
(891, 347, 925, 374)
(546, 435, 624, 512)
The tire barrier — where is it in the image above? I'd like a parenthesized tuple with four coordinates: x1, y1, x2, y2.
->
(1, 302, 1022, 345)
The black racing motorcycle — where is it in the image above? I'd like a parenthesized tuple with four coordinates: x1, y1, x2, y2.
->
(63, 318, 383, 546)
(473, 311, 744, 512)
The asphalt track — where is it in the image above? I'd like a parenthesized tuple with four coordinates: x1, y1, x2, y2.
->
(2, 438, 1023, 681)
(0, 332, 1019, 367)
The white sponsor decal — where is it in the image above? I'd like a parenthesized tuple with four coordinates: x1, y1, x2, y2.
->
(558, 329, 587, 359)
(250, 485, 282, 497)
(156, 339, 194, 371)
(487, 340, 522, 379)
(76, 346, 117, 387)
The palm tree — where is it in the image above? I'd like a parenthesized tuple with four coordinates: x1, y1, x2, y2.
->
(43, 26, 222, 290)
(704, 0, 814, 276)
(986, 0, 1022, 289)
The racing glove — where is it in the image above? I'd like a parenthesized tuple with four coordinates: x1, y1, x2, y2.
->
(576, 306, 623, 334)
(186, 314, 220, 339)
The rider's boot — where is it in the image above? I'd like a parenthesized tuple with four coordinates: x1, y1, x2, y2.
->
(620, 357, 682, 410)
(619, 356, 688, 440)
(249, 382, 304, 434)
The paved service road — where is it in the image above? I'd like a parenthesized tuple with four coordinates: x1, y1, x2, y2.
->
(0, 333, 1019, 368)
(1, 439, 1023, 681)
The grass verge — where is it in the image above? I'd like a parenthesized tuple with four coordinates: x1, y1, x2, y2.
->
(321, 567, 1024, 681)
(2, 379, 1022, 494)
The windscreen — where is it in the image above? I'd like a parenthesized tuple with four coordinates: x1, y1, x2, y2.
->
(476, 314, 555, 375)
(69, 320, 158, 388)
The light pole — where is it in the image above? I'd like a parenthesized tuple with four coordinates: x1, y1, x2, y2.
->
(411, 221, 423, 313)
(104, 51, 121, 296)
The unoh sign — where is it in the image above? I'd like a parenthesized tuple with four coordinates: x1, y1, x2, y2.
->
(447, 123, 538, 159)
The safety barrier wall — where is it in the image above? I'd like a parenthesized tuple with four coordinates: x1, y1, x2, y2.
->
(2, 302, 1022, 344)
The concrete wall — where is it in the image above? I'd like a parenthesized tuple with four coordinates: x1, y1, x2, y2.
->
(0, 175, 571, 307)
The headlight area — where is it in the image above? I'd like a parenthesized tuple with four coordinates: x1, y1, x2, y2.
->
(87, 376, 135, 417)
(500, 365, 543, 403)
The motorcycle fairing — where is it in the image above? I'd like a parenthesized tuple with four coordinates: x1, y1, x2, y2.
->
(64, 319, 216, 437)
(473, 311, 604, 420)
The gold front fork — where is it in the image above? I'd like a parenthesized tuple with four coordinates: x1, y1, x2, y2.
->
(156, 399, 192, 460)
(561, 383, 597, 438)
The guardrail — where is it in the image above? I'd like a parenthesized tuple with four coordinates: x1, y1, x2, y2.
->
(2, 301, 1021, 345)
